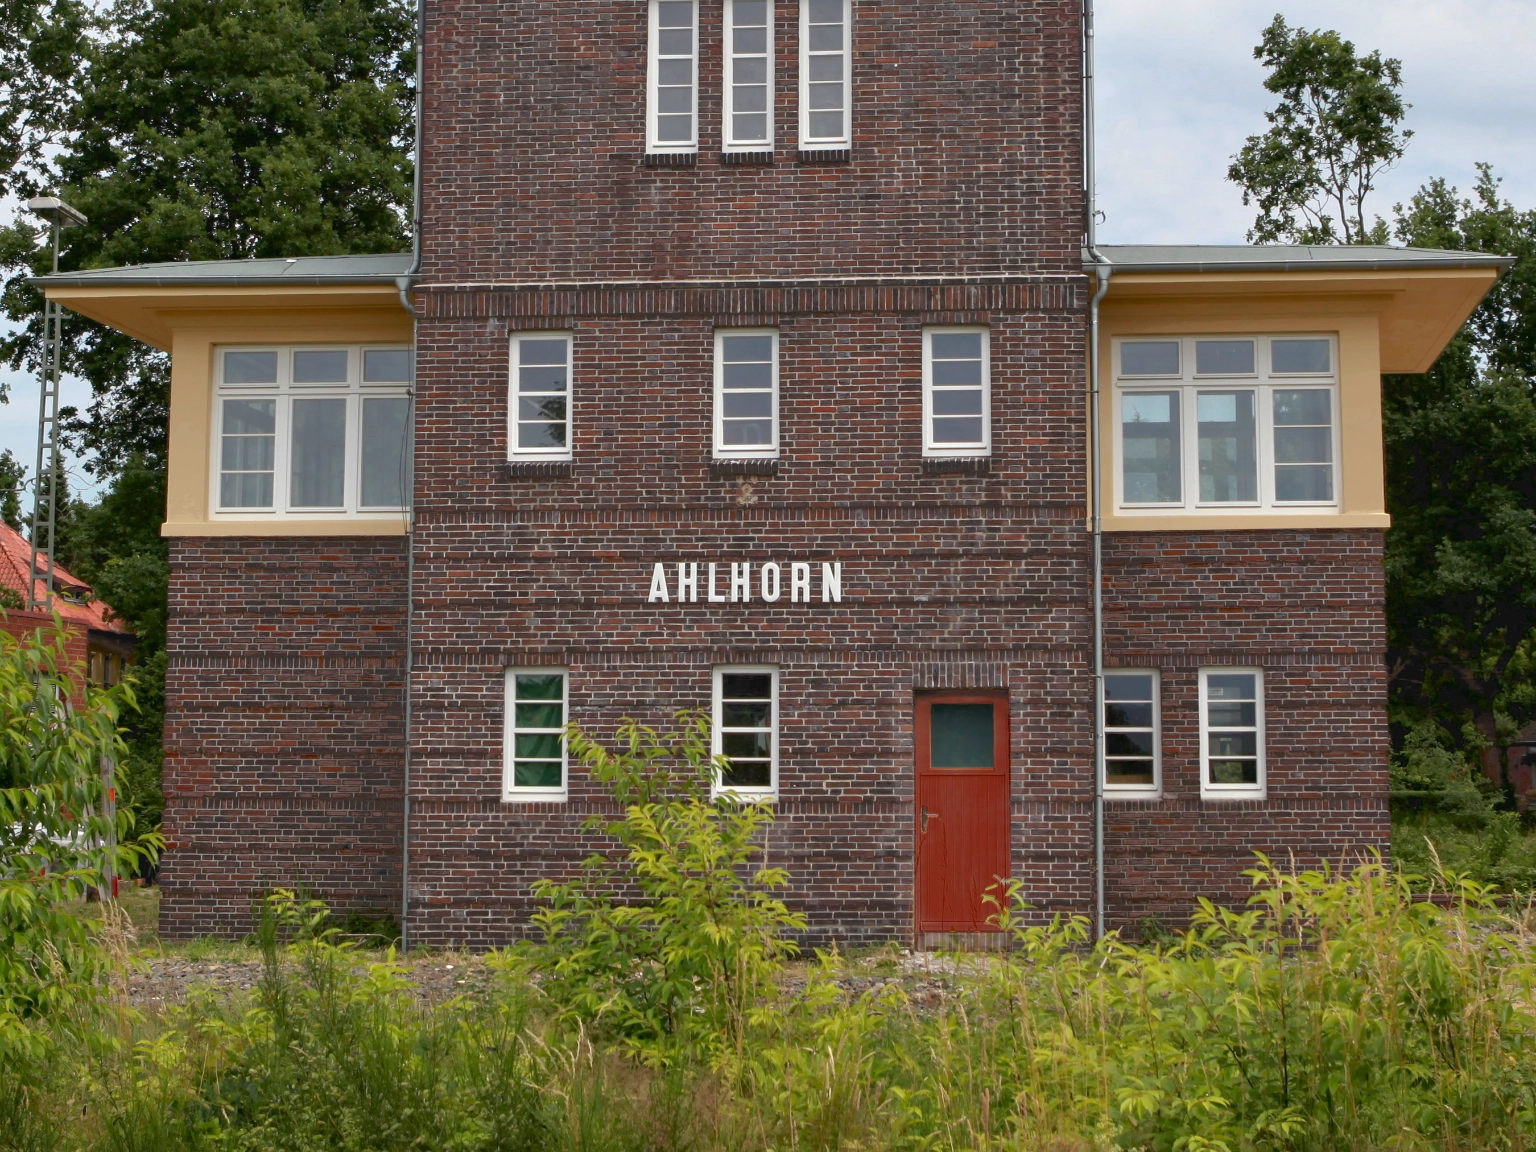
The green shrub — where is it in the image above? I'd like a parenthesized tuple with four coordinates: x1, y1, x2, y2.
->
(522, 712, 805, 1067)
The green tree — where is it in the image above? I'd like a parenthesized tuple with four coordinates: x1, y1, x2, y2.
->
(1385, 168, 1536, 796)
(0, 0, 89, 196)
(1227, 15, 1411, 245)
(0, 449, 26, 532)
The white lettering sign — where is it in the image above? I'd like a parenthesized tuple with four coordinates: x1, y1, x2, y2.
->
(646, 561, 843, 604)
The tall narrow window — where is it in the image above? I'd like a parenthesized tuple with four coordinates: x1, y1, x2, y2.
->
(714, 330, 777, 456)
(504, 669, 568, 800)
(1103, 672, 1159, 793)
(220, 398, 276, 508)
(1200, 669, 1264, 796)
(714, 667, 776, 795)
(1121, 392, 1181, 504)
(800, 0, 850, 147)
(923, 328, 990, 456)
(725, 0, 772, 150)
(213, 345, 410, 518)
(1196, 391, 1257, 503)
(649, 0, 697, 153)
(510, 333, 572, 459)
(1273, 389, 1333, 502)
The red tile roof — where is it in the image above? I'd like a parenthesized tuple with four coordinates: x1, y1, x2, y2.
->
(0, 520, 133, 635)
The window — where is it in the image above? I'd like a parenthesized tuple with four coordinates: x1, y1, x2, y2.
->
(214, 345, 411, 517)
(648, 0, 697, 153)
(504, 669, 568, 800)
(1200, 669, 1264, 797)
(714, 667, 777, 796)
(714, 330, 777, 456)
(725, 0, 773, 150)
(1115, 335, 1337, 513)
(799, 0, 850, 147)
(510, 333, 572, 460)
(923, 328, 990, 456)
(1103, 671, 1159, 794)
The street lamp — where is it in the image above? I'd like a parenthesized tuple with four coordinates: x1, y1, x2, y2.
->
(24, 195, 87, 611)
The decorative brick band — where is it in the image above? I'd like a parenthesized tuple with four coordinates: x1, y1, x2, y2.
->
(720, 151, 774, 165)
(709, 458, 780, 477)
(640, 152, 697, 167)
(922, 457, 991, 475)
(504, 460, 573, 479)
(413, 500, 1084, 526)
(797, 148, 851, 163)
(419, 278, 1084, 321)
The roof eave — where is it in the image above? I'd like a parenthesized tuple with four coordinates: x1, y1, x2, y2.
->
(1082, 255, 1515, 275)
(28, 274, 407, 288)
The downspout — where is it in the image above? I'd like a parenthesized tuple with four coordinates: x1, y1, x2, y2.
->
(1083, 0, 1113, 941)
(395, 0, 425, 950)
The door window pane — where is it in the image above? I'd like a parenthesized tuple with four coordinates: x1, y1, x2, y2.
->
(220, 398, 275, 508)
(929, 702, 994, 769)
(290, 398, 347, 507)
(727, 0, 771, 146)
(802, 0, 848, 143)
(1273, 389, 1334, 502)
(1121, 391, 1180, 503)
(718, 332, 776, 450)
(1103, 673, 1156, 787)
(652, 0, 696, 146)
(509, 671, 566, 791)
(717, 671, 774, 789)
(361, 396, 410, 508)
(1197, 390, 1257, 502)
(514, 336, 570, 454)
(1204, 672, 1261, 787)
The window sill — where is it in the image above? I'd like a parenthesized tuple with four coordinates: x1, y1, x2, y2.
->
(642, 152, 698, 167)
(1200, 789, 1267, 803)
(505, 460, 573, 479)
(165, 518, 410, 537)
(711, 458, 779, 478)
(501, 793, 569, 805)
(721, 151, 774, 165)
(797, 148, 851, 163)
(922, 457, 990, 475)
(1101, 511, 1389, 532)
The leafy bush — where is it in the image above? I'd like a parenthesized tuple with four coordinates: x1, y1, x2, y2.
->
(524, 713, 805, 1067)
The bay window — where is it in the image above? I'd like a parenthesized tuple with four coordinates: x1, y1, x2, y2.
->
(214, 345, 411, 517)
(1115, 335, 1338, 514)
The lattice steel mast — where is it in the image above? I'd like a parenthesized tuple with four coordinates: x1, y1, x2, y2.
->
(24, 196, 87, 612)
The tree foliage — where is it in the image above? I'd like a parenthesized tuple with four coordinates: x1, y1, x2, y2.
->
(1228, 15, 1411, 245)
(1385, 168, 1536, 789)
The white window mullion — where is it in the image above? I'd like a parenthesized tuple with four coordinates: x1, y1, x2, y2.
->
(725, 0, 773, 150)
(648, 0, 698, 154)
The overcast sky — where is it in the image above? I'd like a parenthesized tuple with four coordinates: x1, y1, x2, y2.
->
(3, 0, 1533, 505)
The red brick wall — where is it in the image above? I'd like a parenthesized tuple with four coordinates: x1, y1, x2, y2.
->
(421, 0, 1083, 282)
(0, 609, 89, 693)
(1101, 530, 1391, 933)
(160, 537, 407, 937)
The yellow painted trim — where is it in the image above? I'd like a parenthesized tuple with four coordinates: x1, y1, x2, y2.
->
(1101, 512, 1390, 533)
(163, 519, 410, 537)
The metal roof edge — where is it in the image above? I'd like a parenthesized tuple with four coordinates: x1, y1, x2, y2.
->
(1082, 247, 1514, 275)
(29, 272, 407, 288)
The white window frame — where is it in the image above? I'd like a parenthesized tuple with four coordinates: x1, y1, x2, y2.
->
(647, 0, 698, 155)
(798, 0, 851, 148)
(509, 331, 574, 462)
(1198, 667, 1266, 800)
(1102, 669, 1161, 798)
(210, 344, 412, 521)
(723, 0, 774, 152)
(504, 667, 569, 802)
(712, 665, 778, 799)
(922, 326, 991, 458)
(713, 328, 779, 458)
(1113, 334, 1340, 515)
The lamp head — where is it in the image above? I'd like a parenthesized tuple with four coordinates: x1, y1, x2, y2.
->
(26, 196, 87, 229)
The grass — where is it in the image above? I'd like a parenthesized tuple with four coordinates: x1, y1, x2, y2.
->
(1393, 808, 1536, 892)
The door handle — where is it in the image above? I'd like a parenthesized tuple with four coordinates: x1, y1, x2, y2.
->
(921, 805, 937, 833)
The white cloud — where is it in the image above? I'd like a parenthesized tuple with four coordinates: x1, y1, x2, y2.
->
(1096, 0, 1536, 244)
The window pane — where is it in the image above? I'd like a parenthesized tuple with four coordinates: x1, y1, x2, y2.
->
(1106, 760, 1155, 785)
(809, 55, 843, 82)
(735, 27, 767, 53)
(1272, 339, 1331, 374)
(1104, 673, 1154, 701)
(722, 700, 771, 727)
(223, 398, 276, 435)
(723, 335, 773, 363)
(1106, 731, 1155, 757)
(1209, 732, 1258, 757)
(290, 398, 347, 507)
(1273, 389, 1331, 427)
(1195, 340, 1255, 375)
(516, 673, 565, 700)
(658, 0, 692, 26)
(932, 417, 983, 444)
(722, 362, 772, 389)
(293, 349, 349, 383)
(808, 111, 843, 138)
(519, 422, 567, 449)
(929, 703, 993, 769)
(1105, 702, 1153, 728)
(1276, 465, 1333, 502)
(519, 366, 568, 392)
(931, 360, 982, 386)
(516, 733, 563, 760)
(363, 348, 411, 383)
(808, 0, 842, 21)
(221, 433, 275, 471)
(808, 82, 843, 110)
(931, 390, 982, 416)
(721, 760, 772, 788)
(1210, 759, 1258, 785)
(220, 472, 273, 508)
(723, 418, 773, 445)
(1197, 390, 1257, 502)
(734, 114, 769, 139)
(519, 397, 568, 422)
(733, 85, 768, 112)
(931, 333, 982, 360)
(361, 396, 409, 508)
(1207, 674, 1255, 699)
(723, 673, 772, 699)
(1274, 426, 1331, 464)
(514, 762, 563, 788)
(1209, 701, 1257, 728)
(224, 350, 278, 384)
(1120, 341, 1179, 376)
(724, 731, 772, 759)
(515, 702, 563, 728)
(658, 86, 694, 113)
(657, 115, 693, 141)
(1121, 391, 1180, 503)
(808, 24, 843, 51)
(723, 392, 772, 418)
(519, 339, 568, 366)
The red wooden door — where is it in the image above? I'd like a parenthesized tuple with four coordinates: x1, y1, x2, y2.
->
(914, 692, 1011, 933)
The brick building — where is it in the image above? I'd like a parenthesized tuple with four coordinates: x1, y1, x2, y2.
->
(39, 2, 1506, 945)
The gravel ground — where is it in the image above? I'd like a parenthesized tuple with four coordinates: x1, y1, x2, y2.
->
(126, 955, 499, 1011)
